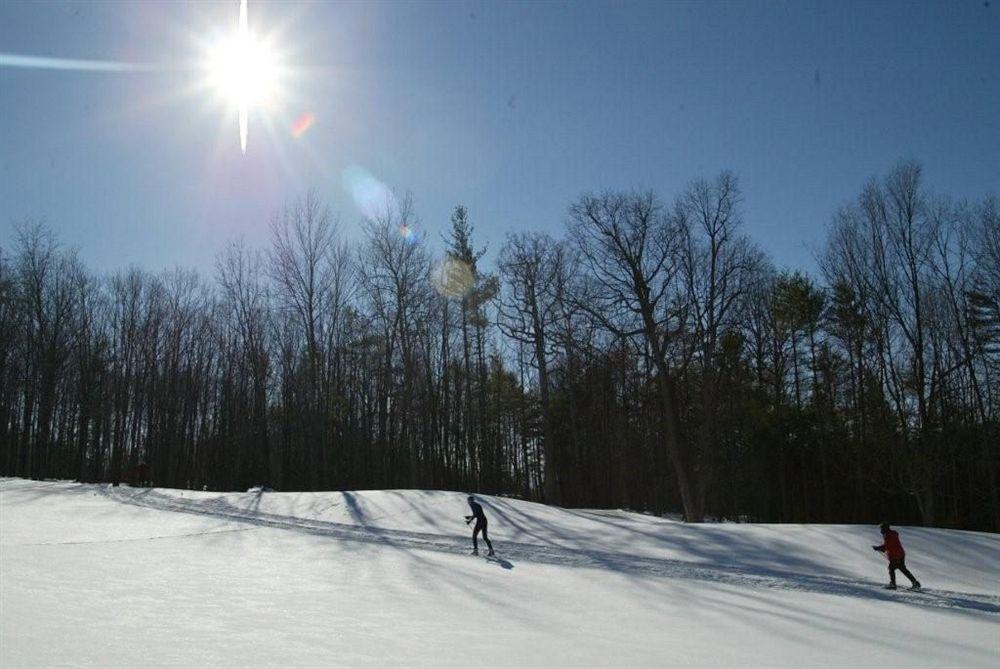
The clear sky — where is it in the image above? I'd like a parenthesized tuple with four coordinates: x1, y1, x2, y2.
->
(1, 0, 998, 277)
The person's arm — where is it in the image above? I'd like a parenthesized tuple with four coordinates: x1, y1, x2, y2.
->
(872, 542, 885, 552)
(465, 515, 473, 524)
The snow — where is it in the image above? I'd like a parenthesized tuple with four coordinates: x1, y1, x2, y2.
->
(2, 478, 998, 667)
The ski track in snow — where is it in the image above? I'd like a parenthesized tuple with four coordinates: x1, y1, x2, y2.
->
(100, 486, 1000, 616)
(2, 526, 258, 547)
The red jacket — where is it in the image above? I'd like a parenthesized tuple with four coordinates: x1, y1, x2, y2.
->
(879, 530, 905, 561)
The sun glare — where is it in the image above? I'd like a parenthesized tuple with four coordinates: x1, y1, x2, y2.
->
(207, 33, 277, 110)
(204, 0, 282, 153)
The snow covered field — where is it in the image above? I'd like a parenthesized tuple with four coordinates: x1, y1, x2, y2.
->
(1, 478, 998, 667)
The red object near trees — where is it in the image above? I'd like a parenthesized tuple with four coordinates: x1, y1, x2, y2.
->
(880, 530, 905, 561)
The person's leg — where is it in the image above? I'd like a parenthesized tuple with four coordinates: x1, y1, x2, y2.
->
(897, 558, 920, 587)
(482, 524, 494, 554)
(472, 524, 480, 552)
(888, 561, 898, 587)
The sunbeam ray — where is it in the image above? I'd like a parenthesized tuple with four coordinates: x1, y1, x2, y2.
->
(0, 53, 163, 72)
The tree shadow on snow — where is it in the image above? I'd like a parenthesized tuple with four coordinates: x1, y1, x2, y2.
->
(99, 486, 998, 618)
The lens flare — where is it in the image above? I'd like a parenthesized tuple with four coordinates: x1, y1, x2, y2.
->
(342, 165, 397, 221)
(432, 258, 475, 299)
(399, 224, 424, 246)
(0, 53, 159, 72)
(291, 112, 315, 138)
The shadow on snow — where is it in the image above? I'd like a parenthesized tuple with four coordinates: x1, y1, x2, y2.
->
(99, 485, 999, 617)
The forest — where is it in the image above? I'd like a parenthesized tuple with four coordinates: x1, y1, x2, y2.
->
(2, 160, 997, 531)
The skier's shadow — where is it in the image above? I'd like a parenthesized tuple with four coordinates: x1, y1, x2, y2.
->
(486, 556, 514, 570)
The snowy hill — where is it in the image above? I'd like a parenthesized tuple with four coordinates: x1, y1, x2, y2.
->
(1, 478, 998, 667)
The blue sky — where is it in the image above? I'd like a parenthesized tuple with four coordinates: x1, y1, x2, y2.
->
(1, 0, 997, 277)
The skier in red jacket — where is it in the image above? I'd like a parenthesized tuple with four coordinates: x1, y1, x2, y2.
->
(872, 522, 921, 590)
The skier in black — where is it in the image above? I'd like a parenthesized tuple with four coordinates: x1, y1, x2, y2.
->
(465, 496, 494, 556)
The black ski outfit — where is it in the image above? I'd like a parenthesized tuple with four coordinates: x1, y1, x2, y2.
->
(466, 497, 494, 555)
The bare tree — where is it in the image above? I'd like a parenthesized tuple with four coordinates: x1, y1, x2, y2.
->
(268, 190, 339, 487)
(568, 190, 706, 519)
(356, 193, 433, 486)
(497, 232, 567, 504)
(675, 172, 762, 515)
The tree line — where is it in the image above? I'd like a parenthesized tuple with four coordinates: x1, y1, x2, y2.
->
(1, 160, 997, 530)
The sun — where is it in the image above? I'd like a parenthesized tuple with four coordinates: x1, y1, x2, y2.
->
(204, 0, 281, 153)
